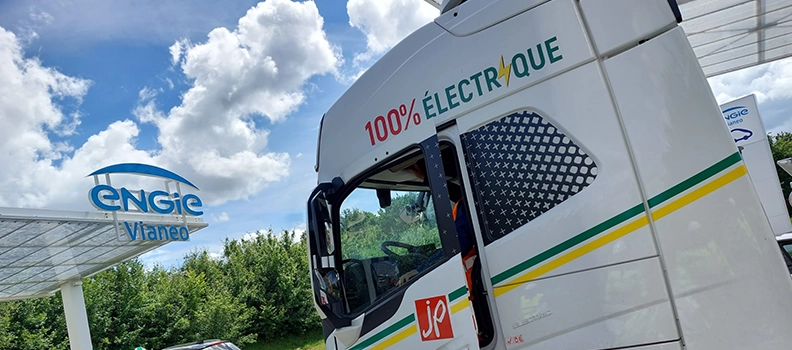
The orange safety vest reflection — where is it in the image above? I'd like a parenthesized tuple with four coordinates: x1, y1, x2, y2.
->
(454, 200, 477, 301)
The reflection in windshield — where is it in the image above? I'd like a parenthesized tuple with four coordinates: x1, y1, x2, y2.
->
(339, 189, 444, 314)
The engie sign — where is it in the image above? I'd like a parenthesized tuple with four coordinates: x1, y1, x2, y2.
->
(87, 163, 204, 242)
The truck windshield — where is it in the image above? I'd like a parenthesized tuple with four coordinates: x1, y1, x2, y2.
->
(339, 187, 444, 314)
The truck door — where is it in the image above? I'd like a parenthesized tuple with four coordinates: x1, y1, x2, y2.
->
(308, 136, 481, 350)
(444, 57, 680, 349)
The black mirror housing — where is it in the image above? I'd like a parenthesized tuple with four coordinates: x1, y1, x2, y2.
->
(377, 188, 391, 208)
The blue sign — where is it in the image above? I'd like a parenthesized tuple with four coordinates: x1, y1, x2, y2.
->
(87, 163, 203, 242)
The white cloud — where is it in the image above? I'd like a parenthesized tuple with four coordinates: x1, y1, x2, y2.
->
(208, 252, 223, 260)
(347, 0, 437, 65)
(10, 7, 54, 44)
(137, 0, 341, 204)
(169, 40, 185, 66)
(708, 58, 792, 134)
(138, 86, 160, 101)
(132, 87, 165, 124)
(213, 212, 230, 222)
(240, 224, 303, 243)
(292, 222, 306, 238)
(29, 10, 53, 25)
(0, 0, 341, 209)
(0, 26, 93, 207)
(241, 231, 260, 242)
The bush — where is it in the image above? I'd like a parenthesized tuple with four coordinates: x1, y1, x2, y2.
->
(0, 229, 320, 350)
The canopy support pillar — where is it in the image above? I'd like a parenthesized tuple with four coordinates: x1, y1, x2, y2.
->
(61, 279, 93, 350)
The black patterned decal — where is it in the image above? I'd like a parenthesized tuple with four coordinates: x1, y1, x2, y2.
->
(460, 111, 597, 243)
(420, 135, 461, 257)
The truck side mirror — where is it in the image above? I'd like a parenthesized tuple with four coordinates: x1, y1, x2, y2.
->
(307, 186, 352, 329)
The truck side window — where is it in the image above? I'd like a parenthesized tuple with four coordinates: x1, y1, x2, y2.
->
(460, 110, 598, 243)
(337, 157, 446, 315)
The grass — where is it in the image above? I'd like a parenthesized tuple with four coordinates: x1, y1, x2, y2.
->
(243, 329, 325, 350)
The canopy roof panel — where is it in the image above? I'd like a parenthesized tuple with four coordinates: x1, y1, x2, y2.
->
(0, 207, 207, 301)
(670, 0, 790, 77)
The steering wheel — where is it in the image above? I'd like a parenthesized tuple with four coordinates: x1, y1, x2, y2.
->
(381, 241, 421, 258)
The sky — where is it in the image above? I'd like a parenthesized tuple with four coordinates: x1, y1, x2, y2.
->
(0, 0, 790, 269)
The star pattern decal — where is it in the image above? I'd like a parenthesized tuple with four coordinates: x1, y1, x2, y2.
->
(460, 111, 598, 242)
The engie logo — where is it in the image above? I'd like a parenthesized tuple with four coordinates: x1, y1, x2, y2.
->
(87, 163, 203, 242)
(722, 105, 749, 126)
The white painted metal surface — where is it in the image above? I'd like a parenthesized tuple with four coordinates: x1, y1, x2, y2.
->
(581, 0, 678, 56)
(61, 279, 93, 350)
(325, 254, 480, 349)
(496, 258, 678, 349)
(607, 25, 792, 349)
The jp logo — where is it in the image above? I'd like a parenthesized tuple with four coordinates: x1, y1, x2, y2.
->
(415, 295, 454, 341)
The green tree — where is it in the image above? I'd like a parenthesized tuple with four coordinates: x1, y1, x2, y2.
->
(0, 229, 314, 348)
(83, 259, 149, 349)
(221, 229, 318, 341)
(0, 296, 68, 350)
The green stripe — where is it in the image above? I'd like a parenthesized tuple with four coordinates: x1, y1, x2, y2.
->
(491, 152, 742, 287)
(348, 153, 744, 349)
(350, 314, 415, 350)
(448, 286, 467, 302)
(647, 152, 742, 208)
(491, 203, 645, 285)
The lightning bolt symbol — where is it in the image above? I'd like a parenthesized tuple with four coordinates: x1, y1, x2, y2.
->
(498, 56, 512, 87)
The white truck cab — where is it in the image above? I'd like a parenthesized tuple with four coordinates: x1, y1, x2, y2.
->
(307, 1, 792, 349)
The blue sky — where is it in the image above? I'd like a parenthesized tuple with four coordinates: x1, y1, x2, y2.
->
(0, 0, 438, 268)
(0, 0, 791, 269)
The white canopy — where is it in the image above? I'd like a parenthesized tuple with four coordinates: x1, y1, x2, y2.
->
(0, 207, 207, 301)
(679, 0, 792, 77)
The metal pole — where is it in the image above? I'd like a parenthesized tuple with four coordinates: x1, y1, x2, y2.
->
(60, 279, 93, 350)
(757, 0, 766, 63)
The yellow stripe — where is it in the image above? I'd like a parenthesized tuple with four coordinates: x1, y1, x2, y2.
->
(370, 325, 417, 350)
(366, 164, 747, 348)
(651, 165, 747, 221)
(451, 298, 470, 314)
(494, 216, 650, 296)
(494, 165, 747, 298)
